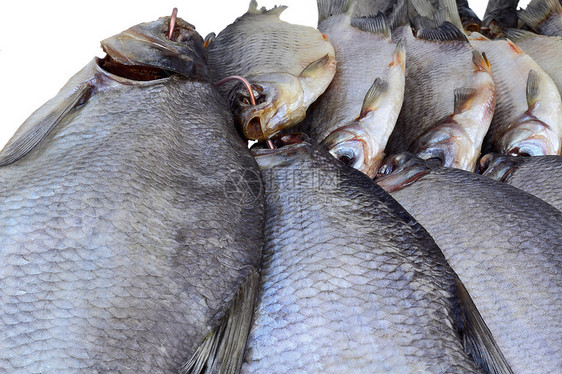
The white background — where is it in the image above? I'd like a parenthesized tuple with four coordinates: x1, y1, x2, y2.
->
(0, 0, 526, 149)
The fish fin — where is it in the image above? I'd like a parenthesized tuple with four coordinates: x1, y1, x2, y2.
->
(437, 0, 465, 31)
(454, 88, 478, 114)
(351, 12, 391, 37)
(317, 0, 357, 23)
(410, 0, 464, 31)
(0, 82, 94, 167)
(526, 70, 541, 108)
(416, 21, 469, 42)
(181, 270, 260, 374)
(298, 54, 337, 106)
(519, 0, 562, 30)
(391, 39, 407, 71)
(454, 279, 514, 374)
(503, 28, 537, 41)
(360, 78, 389, 117)
(472, 50, 492, 74)
(203, 33, 216, 48)
(247, 0, 287, 16)
(389, 0, 409, 28)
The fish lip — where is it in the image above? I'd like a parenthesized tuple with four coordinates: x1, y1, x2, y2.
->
(93, 57, 177, 86)
(100, 17, 209, 79)
(251, 133, 310, 156)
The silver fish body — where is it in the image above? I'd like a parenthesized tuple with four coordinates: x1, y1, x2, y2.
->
(207, 0, 336, 140)
(306, 9, 405, 177)
(469, 32, 562, 156)
(504, 29, 562, 97)
(385, 24, 495, 171)
(241, 137, 506, 374)
(380, 163, 562, 373)
(480, 154, 562, 210)
(0, 18, 263, 373)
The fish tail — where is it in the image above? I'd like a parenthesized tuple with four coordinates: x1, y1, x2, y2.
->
(317, 0, 357, 23)
(351, 12, 391, 38)
(519, 0, 562, 30)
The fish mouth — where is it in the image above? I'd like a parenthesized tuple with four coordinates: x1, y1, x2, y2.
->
(100, 16, 209, 80)
(236, 73, 306, 140)
(251, 133, 310, 156)
(478, 153, 519, 181)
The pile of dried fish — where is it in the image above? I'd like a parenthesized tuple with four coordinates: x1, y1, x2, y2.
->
(0, 0, 560, 373)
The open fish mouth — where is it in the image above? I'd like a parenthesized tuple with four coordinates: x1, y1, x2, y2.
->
(236, 73, 306, 140)
(100, 16, 209, 80)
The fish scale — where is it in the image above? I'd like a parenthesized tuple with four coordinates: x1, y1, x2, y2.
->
(242, 141, 488, 373)
(387, 166, 562, 373)
(0, 55, 263, 372)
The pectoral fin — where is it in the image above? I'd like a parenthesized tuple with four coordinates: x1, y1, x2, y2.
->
(455, 279, 514, 374)
(0, 81, 94, 167)
(454, 88, 478, 114)
(360, 78, 389, 118)
(526, 69, 541, 108)
(298, 54, 337, 107)
(181, 270, 259, 374)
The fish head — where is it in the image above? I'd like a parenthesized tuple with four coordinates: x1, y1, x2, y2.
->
(100, 16, 209, 80)
(236, 54, 336, 140)
(321, 124, 381, 178)
(499, 118, 561, 156)
(237, 73, 307, 140)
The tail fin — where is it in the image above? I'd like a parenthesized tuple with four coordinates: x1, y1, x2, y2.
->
(317, 0, 357, 23)
(519, 0, 562, 31)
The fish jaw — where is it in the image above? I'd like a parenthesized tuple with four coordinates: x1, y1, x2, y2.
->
(375, 153, 432, 193)
(236, 73, 306, 140)
(478, 153, 519, 181)
(100, 17, 209, 79)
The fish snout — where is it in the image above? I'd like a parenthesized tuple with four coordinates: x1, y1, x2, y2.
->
(237, 74, 306, 140)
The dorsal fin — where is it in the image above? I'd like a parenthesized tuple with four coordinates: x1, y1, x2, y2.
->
(0, 81, 94, 167)
(351, 12, 391, 37)
(317, 0, 357, 23)
(417, 21, 469, 42)
(519, 0, 562, 30)
(455, 280, 514, 374)
(503, 28, 537, 42)
(247, 0, 287, 16)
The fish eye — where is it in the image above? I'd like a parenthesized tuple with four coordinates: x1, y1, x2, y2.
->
(339, 153, 356, 166)
(332, 146, 359, 168)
